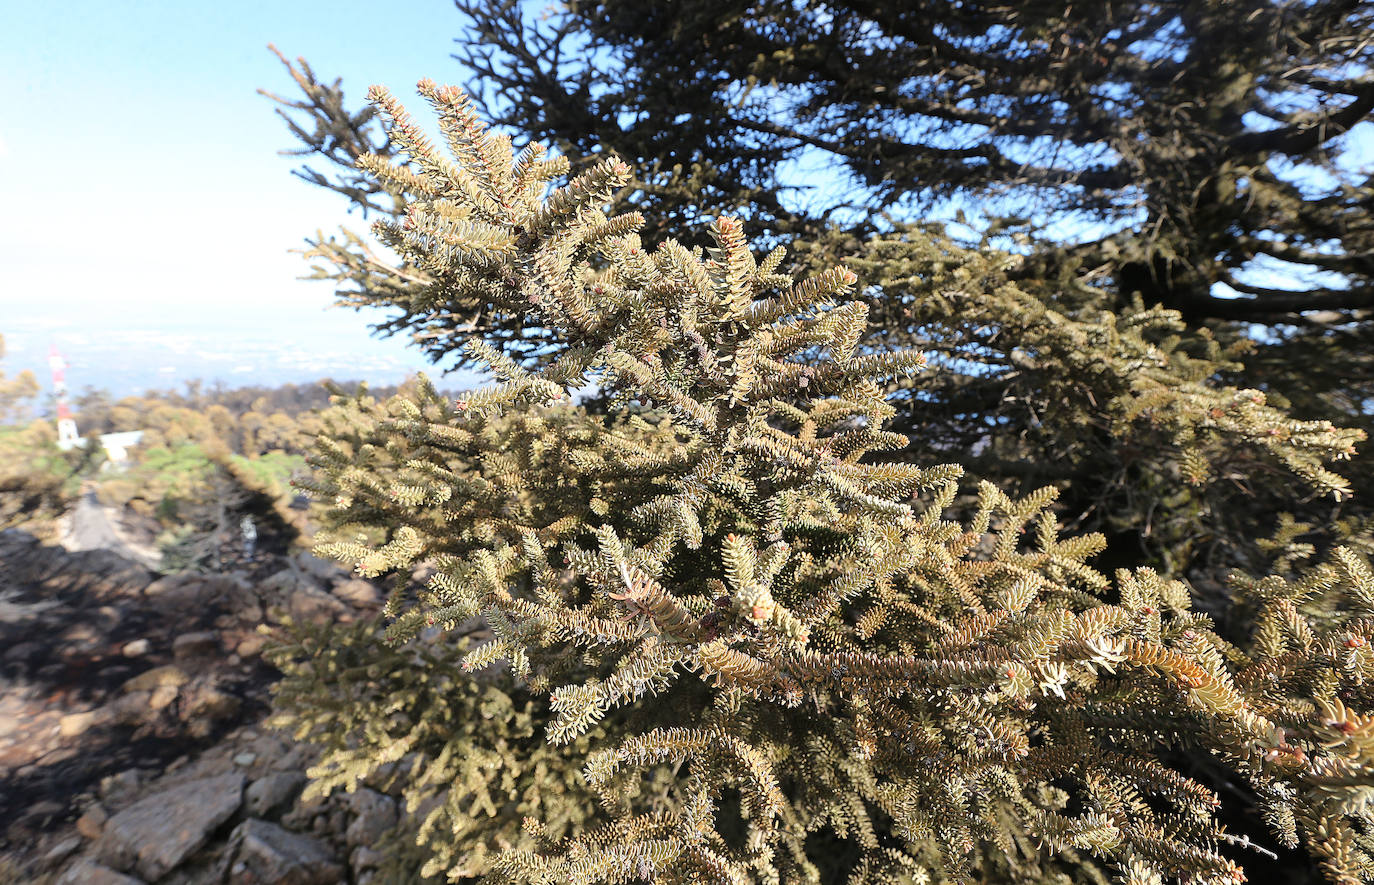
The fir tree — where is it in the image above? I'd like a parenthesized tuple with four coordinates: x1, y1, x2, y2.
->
(446, 1, 1374, 317)
(447, 0, 1374, 515)
(262, 1, 1374, 581)
(268, 82, 1374, 884)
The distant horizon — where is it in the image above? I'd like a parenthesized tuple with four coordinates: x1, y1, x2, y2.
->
(3, 302, 483, 403)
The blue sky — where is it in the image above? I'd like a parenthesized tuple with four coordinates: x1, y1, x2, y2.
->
(1, 0, 484, 396)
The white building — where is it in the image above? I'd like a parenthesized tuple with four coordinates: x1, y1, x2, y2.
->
(58, 430, 146, 466)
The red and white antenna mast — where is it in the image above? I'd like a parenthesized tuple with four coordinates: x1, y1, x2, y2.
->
(49, 343, 81, 450)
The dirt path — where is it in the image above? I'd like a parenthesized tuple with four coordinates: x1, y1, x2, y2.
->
(61, 488, 161, 569)
(66, 492, 125, 552)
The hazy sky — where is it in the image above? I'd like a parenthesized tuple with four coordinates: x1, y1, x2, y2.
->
(1, 0, 486, 394)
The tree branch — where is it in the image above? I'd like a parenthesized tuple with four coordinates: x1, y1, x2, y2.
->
(1228, 81, 1374, 155)
(1203, 275, 1374, 317)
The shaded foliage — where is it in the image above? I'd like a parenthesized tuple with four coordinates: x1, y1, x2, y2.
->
(266, 83, 1374, 883)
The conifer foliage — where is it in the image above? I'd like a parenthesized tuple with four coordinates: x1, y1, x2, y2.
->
(273, 82, 1374, 883)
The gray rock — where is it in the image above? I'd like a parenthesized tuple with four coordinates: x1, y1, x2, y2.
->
(246, 732, 292, 765)
(287, 585, 348, 624)
(4, 640, 39, 663)
(122, 638, 150, 657)
(261, 569, 348, 623)
(245, 771, 306, 818)
(332, 578, 382, 609)
(148, 684, 179, 711)
(109, 691, 154, 726)
(344, 788, 398, 849)
(142, 573, 199, 598)
(144, 572, 247, 604)
(120, 665, 188, 693)
(44, 835, 82, 863)
(19, 800, 64, 828)
(58, 858, 147, 885)
(273, 744, 310, 773)
(97, 773, 245, 880)
(227, 818, 342, 885)
(277, 807, 310, 832)
(295, 551, 347, 583)
(349, 844, 385, 872)
(98, 769, 143, 802)
(236, 633, 268, 657)
(260, 568, 302, 601)
(172, 630, 220, 658)
(60, 707, 113, 737)
(76, 803, 108, 839)
(182, 683, 242, 735)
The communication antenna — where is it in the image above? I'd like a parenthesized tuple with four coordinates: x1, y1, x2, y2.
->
(48, 343, 81, 450)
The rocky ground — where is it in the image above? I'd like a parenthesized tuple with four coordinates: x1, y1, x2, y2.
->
(0, 528, 404, 885)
